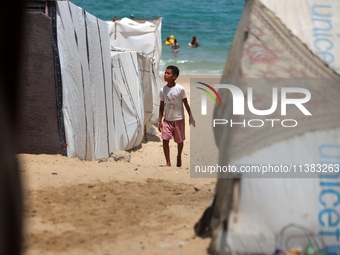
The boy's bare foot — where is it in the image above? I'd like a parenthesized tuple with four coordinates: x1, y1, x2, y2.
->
(166, 162, 171, 166)
(176, 156, 182, 167)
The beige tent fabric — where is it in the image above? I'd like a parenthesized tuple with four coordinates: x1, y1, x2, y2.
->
(199, 0, 340, 254)
(260, 0, 340, 74)
(216, 0, 340, 163)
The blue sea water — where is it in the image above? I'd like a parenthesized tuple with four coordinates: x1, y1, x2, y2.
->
(71, 0, 244, 75)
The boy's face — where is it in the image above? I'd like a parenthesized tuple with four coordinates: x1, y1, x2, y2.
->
(164, 69, 177, 83)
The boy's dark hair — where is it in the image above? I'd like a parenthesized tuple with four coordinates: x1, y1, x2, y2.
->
(166, 65, 180, 77)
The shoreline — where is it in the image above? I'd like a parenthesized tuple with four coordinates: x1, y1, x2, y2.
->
(161, 74, 222, 85)
(160, 72, 224, 78)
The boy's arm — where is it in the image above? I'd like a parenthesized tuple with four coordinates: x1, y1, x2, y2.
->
(158, 100, 164, 132)
(183, 98, 195, 127)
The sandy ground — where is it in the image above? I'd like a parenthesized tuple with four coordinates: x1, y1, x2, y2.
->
(19, 75, 220, 255)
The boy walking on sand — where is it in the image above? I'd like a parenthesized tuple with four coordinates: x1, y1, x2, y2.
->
(158, 65, 195, 167)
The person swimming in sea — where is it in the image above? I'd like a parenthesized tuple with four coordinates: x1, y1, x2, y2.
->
(189, 36, 200, 47)
(165, 35, 175, 45)
(164, 37, 171, 45)
(171, 39, 180, 53)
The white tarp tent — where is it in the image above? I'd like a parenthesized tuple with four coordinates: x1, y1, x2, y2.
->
(56, 1, 111, 160)
(260, 0, 340, 74)
(55, 1, 161, 160)
(107, 17, 162, 70)
(196, 0, 340, 254)
(137, 52, 164, 126)
(110, 51, 144, 151)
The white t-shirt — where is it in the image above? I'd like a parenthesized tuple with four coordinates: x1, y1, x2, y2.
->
(159, 83, 187, 121)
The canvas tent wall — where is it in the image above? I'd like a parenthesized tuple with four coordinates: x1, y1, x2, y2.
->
(260, 0, 340, 74)
(18, 1, 162, 160)
(55, 1, 162, 160)
(107, 17, 162, 70)
(110, 51, 145, 151)
(55, 1, 115, 160)
(197, 0, 340, 254)
(137, 51, 163, 126)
